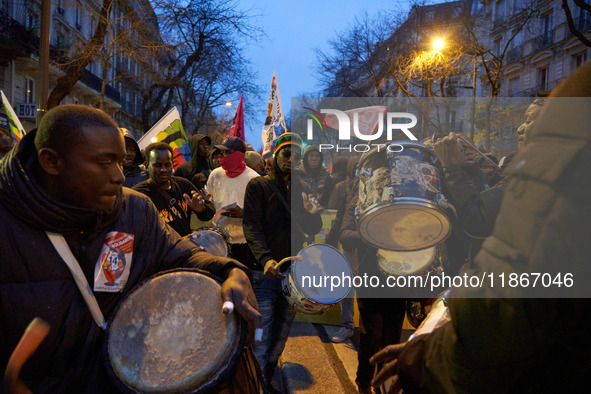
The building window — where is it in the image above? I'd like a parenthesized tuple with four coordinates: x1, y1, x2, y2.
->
(538, 66, 549, 90)
(494, 37, 502, 56)
(75, 2, 82, 29)
(25, 78, 35, 104)
(573, 52, 588, 69)
(541, 11, 553, 38)
(453, 6, 462, 17)
(509, 77, 520, 95)
(424, 10, 434, 22)
(26, 9, 39, 31)
(495, 0, 506, 23)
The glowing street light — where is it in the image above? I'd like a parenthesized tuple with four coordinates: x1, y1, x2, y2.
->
(432, 38, 445, 52)
(225, 101, 232, 107)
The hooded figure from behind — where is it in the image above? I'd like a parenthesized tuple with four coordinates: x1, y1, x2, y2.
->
(174, 133, 211, 189)
(295, 145, 334, 207)
(121, 128, 149, 188)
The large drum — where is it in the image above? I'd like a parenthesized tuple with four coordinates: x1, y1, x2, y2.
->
(188, 226, 232, 257)
(106, 269, 262, 393)
(357, 141, 451, 251)
(282, 244, 352, 315)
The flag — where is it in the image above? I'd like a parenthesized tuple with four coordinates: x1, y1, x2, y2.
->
(261, 71, 287, 158)
(1, 91, 27, 143)
(229, 94, 245, 141)
(323, 106, 388, 137)
(137, 107, 190, 170)
(420, 134, 435, 147)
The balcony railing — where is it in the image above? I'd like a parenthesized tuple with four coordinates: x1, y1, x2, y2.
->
(0, 9, 120, 103)
(534, 31, 553, 50)
(506, 45, 522, 63)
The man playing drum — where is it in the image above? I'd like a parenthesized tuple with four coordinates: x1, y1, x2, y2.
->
(243, 132, 322, 392)
(0, 105, 262, 393)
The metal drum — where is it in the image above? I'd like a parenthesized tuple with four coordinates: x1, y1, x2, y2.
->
(282, 244, 352, 315)
(188, 226, 232, 257)
(106, 269, 262, 393)
(357, 141, 451, 251)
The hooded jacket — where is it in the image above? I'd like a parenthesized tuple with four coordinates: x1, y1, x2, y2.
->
(121, 129, 148, 188)
(0, 130, 246, 392)
(243, 155, 322, 270)
(174, 134, 211, 188)
(294, 145, 334, 207)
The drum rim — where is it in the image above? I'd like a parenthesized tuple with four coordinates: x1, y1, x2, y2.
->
(357, 199, 452, 251)
(189, 226, 232, 258)
(358, 140, 436, 167)
(376, 246, 437, 276)
(290, 243, 353, 304)
(104, 268, 247, 394)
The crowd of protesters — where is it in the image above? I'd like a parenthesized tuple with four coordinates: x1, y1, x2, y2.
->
(1, 62, 589, 394)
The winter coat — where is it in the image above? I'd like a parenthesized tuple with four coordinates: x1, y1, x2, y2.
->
(121, 129, 148, 188)
(294, 145, 334, 207)
(243, 164, 322, 271)
(174, 134, 211, 188)
(0, 130, 246, 392)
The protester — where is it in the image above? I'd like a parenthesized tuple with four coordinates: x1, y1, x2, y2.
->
(340, 176, 406, 394)
(295, 145, 334, 207)
(243, 132, 322, 392)
(0, 130, 13, 158)
(133, 141, 214, 237)
(174, 133, 211, 189)
(326, 156, 349, 209)
(245, 151, 265, 175)
(207, 137, 259, 267)
(208, 146, 222, 171)
(370, 61, 591, 394)
(264, 157, 274, 174)
(326, 156, 360, 343)
(0, 104, 261, 392)
(120, 128, 149, 188)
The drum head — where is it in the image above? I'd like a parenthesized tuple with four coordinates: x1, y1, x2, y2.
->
(358, 199, 451, 251)
(377, 247, 436, 276)
(107, 270, 243, 393)
(189, 229, 229, 257)
(293, 244, 352, 304)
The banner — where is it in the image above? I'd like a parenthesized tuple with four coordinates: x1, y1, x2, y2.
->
(137, 107, 190, 170)
(261, 71, 287, 157)
(1, 91, 27, 142)
(229, 94, 245, 141)
(323, 105, 388, 137)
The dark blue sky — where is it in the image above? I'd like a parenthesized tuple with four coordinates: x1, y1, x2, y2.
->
(234, 0, 412, 151)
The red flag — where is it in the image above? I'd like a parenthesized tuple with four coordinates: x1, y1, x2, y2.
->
(229, 94, 245, 141)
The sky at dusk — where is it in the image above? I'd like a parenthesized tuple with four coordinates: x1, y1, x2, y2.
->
(235, 0, 413, 151)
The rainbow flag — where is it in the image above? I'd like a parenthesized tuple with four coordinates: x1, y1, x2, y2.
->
(137, 107, 190, 170)
(1, 91, 27, 142)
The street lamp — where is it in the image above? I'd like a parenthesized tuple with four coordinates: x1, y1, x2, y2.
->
(433, 38, 445, 52)
(225, 101, 232, 107)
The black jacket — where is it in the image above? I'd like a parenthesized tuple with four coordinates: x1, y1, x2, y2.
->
(174, 134, 211, 188)
(133, 177, 215, 237)
(0, 131, 246, 393)
(121, 129, 149, 188)
(243, 168, 322, 271)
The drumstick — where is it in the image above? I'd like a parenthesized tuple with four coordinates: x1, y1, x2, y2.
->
(4, 318, 50, 394)
(456, 134, 500, 168)
(274, 255, 303, 272)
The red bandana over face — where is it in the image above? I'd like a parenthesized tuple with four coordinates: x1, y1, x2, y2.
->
(219, 151, 246, 177)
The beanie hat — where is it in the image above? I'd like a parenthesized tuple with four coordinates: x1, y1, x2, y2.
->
(274, 132, 303, 157)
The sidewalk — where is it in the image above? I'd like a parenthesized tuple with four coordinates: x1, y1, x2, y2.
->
(276, 322, 413, 393)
